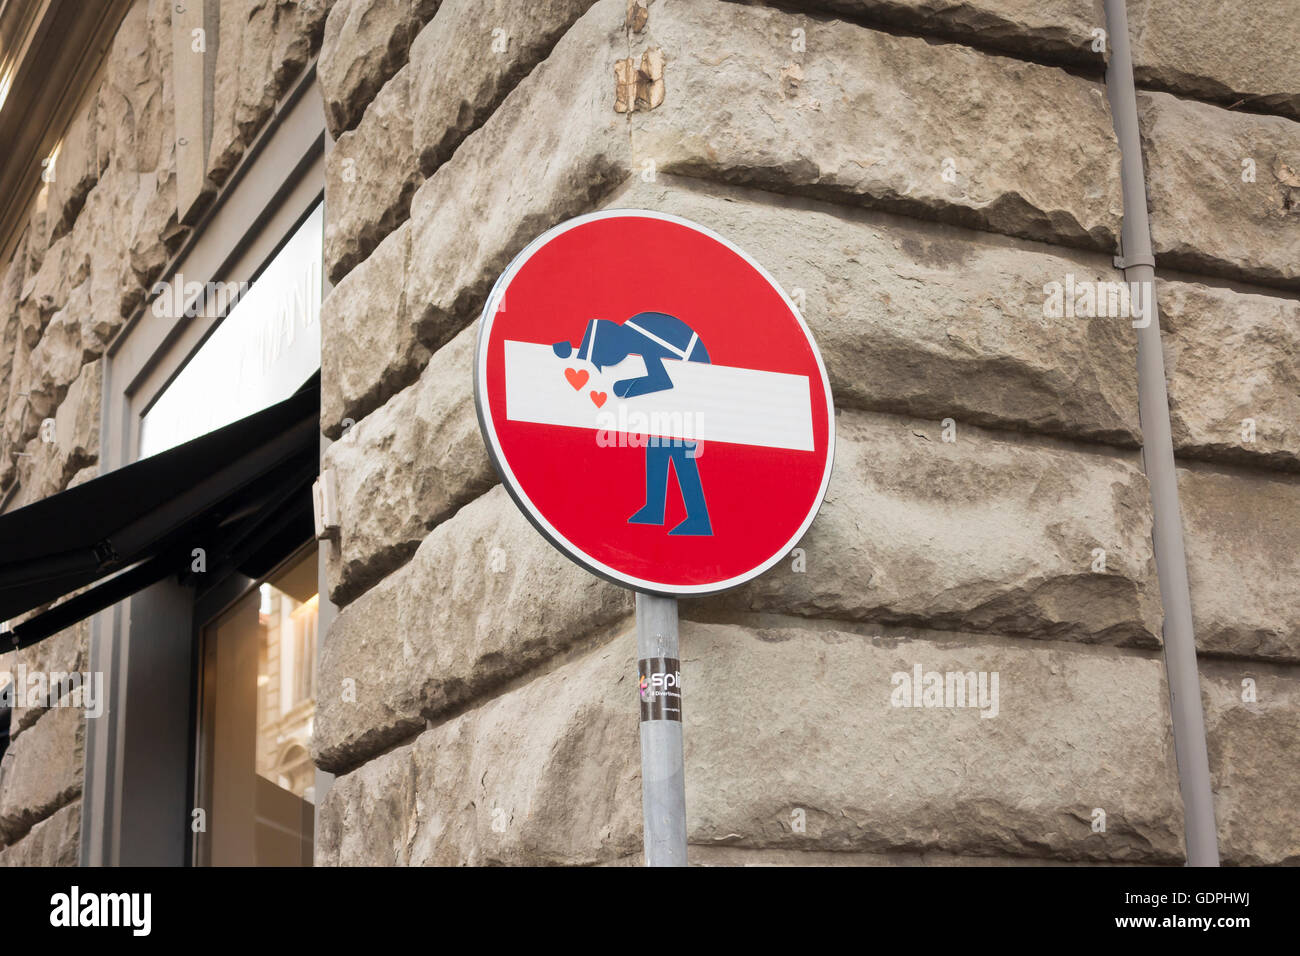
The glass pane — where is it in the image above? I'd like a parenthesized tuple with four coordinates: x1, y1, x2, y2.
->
(139, 203, 323, 459)
(196, 546, 318, 866)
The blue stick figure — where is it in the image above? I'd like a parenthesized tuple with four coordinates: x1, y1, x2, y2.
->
(553, 312, 713, 536)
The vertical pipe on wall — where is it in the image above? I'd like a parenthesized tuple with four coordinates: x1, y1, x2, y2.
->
(1102, 0, 1220, 866)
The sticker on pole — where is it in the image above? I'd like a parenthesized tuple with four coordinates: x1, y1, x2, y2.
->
(474, 210, 835, 596)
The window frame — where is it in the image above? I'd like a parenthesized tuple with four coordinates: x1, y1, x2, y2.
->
(80, 63, 335, 867)
(190, 538, 319, 867)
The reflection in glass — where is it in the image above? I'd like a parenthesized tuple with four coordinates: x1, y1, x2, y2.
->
(196, 547, 318, 866)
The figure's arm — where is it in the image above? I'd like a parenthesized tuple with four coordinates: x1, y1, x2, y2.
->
(614, 354, 674, 398)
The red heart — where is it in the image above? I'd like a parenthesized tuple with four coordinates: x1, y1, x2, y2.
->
(589, 390, 607, 408)
(564, 368, 589, 390)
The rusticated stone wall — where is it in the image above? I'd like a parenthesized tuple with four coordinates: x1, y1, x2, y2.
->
(309, 0, 1294, 865)
(0, 0, 332, 867)
(0, 0, 1294, 869)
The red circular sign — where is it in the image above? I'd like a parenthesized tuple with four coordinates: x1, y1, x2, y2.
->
(475, 210, 835, 596)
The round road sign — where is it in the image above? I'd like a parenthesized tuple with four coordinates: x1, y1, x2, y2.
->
(474, 209, 835, 596)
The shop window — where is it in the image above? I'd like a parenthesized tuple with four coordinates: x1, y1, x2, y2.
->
(138, 202, 323, 460)
(194, 545, 318, 866)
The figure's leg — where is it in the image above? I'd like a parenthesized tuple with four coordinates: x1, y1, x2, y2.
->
(667, 442, 712, 536)
(628, 444, 670, 525)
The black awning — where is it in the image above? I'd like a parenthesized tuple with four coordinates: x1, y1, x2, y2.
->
(0, 379, 320, 649)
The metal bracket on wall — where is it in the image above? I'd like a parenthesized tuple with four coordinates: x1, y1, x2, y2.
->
(312, 468, 339, 541)
(1113, 253, 1157, 270)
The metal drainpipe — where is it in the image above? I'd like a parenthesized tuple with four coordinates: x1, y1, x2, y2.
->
(1103, 0, 1220, 865)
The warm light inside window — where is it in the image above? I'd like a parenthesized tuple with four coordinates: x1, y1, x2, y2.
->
(290, 593, 319, 620)
(196, 547, 318, 866)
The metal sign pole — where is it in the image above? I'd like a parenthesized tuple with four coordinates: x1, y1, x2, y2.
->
(635, 591, 687, 866)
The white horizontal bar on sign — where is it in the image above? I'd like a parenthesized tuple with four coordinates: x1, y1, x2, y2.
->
(503, 340, 815, 451)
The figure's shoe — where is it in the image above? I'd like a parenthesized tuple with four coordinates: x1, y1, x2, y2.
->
(628, 504, 665, 525)
(668, 513, 713, 536)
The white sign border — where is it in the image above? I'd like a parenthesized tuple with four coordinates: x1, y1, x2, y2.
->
(473, 208, 836, 598)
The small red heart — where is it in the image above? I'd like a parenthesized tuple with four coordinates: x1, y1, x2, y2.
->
(589, 390, 607, 408)
(564, 368, 589, 390)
